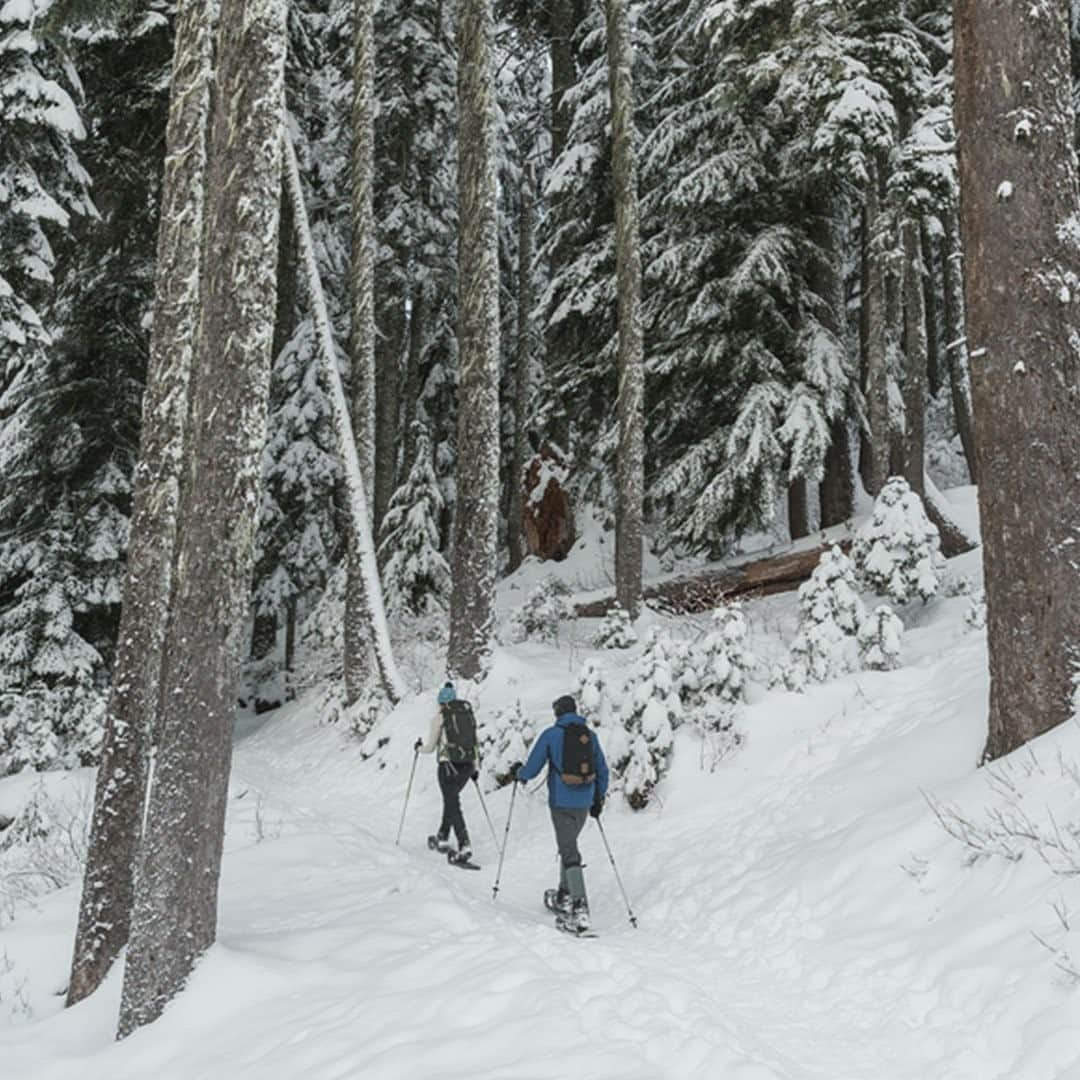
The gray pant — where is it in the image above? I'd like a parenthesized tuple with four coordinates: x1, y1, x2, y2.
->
(551, 806, 590, 905)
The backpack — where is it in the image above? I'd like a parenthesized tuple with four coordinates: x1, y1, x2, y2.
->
(560, 722, 596, 786)
(441, 699, 477, 763)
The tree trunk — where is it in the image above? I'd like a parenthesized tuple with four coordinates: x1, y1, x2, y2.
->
(344, 0, 378, 705)
(787, 479, 809, 540)
(901, 219, 926, 496)
(373, 300, 403, 533)
(284, 135, 404, 702)
(954, 0, 1080, 761)
(605, 0, 644, 620)
(67, 0, 212, 1009)
(923, 220, 944, 400)
(447, 0, 500, 680)
(820, 419, 853, 528)
(507, 166, 534, 574)
(942, 209, 977, 483)
(118, 0, 287, 1036)
(402, 284, 426, 476)
(862, 171, 890, 496)
(549, 0, 580, 163)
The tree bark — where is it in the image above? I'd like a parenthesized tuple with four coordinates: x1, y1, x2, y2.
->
(344, 0, 378, 705)
(862, 171, 890, 496)
(954, 0, 1080, 761)
(549, 0, 580, 163)
(605, 0, 644, 620)
(507, 166, 534, 573)
(447, 0, 501, 680)
(820, 419, 853, 528)
(901, 219, 927, 496)
(787, 479, 809, 540)
(67, 0, 212, 1009)
(942, 208, 977, 483)
(373, 300, 402, 533)
(118, 0, 287, 1037)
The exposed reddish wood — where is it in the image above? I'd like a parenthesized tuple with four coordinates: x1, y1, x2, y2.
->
(523, 442, 576, 561)
(576, 540, 852, 617)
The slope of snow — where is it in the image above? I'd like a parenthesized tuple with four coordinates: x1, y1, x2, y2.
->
(8, 486, 1080, 1079)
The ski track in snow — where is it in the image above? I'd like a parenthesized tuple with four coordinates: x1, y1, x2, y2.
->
(6, 507, 1080, 1077)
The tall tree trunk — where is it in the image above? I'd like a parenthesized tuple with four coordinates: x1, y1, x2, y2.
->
(402, 284, 426, 476)
(942, 209, 977, 483)
(901, 219, 926, 496)
(549, 0, 580, 162)
(373, 300, 403, 532)
(862, 169, 890, 496)
(345, 0, 377, 705)
(447, 0, 500, 680)
(787, 479, 809, 540)
(507, 166, 534, 574)
(954, 0, 1080, 761)
(923, 220, 944, 400)
(67, 0, 212, 1009)
(605, 0, 644, 619)
(820, 420, 853, 528)
(284, 136, 404, 702)
(118, 0, 287, 1037)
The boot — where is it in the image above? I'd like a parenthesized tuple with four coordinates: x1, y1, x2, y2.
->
(544, 887, 571, 914)
(571, 898, 590, 932)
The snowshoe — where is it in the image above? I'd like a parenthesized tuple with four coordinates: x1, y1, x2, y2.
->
(428, 834, 452, 854)
(544, 888, 571, 915)
(555, 905, 597, 938)
(447, 849, 481, 871)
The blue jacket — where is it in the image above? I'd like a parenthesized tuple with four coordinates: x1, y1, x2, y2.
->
(518, 713, 610, 810)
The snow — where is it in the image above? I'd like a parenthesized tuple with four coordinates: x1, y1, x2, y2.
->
(7, 489, 1080, 1077)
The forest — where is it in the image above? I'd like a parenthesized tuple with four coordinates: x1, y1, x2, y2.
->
(1, 0, 1080, 1075)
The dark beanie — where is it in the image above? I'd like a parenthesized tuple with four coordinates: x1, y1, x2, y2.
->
(552, 694, 577, 718)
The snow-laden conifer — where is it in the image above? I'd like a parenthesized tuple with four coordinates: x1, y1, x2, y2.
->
(787, 546, 865, 690)
(857, 605, 904, 672)
(852, 477, 944, 605)
(507, 576, 573, 644)
(620, 627, 679, 808)
(593, 603, 638, 649)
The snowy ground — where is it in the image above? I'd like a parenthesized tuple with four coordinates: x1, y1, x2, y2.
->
(5, 489, 1080, 1079)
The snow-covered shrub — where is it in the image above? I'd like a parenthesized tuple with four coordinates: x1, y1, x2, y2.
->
(378, 429, 451, 620)
(507, 576, 574, 644)
(620, 629, 681, 808)
(787, 546, 865, 690)
(479, 700, 535, 790)
(592, 604, 638, 649)
(576, 658, 631, 775)
(964, 591, 987, 631)
(852, 477, 945, 604)
(0, 780, 89, 926)
(0, 687, 103, 778)
(857, 605, 904, 672)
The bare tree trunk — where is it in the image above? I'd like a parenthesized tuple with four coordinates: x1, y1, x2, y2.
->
(549, 0, 580, 162)
(862, 170, 890, 496)
(787, 479, 809, 540)
(923, 220, 944, 400)
(345, 0, 377, 705)
(507, 167, 534, 573)
(605, 0, 644, 619)
(821, 420, 853, 528)
(901, 219, 926, 497)
(954, 0, 1080, 761)
(447, 0, 500, 680)
(402, 284, 426, 476)
(284, 135, 404, 701)
(943, 209, 977, 483)
(67, 0, 212, 1008)
(118, 0, 287, 1036)
(373, 301, 403, 533)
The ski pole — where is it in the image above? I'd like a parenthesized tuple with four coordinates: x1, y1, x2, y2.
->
(395, 745, 420, 846)
(596, 817, 638, 928)
(472, 777, 500, 850)
(492, 779, 519, 901)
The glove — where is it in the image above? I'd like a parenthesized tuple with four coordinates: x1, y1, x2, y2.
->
(413, 737, 422, 752)
(590, 797, 604, 819)
(510, 761, 524, 783)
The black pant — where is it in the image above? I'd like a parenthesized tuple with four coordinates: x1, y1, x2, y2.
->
(437, 761, 473, 848)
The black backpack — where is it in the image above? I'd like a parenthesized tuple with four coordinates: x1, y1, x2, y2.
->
(442, 699, 478, 763)
(560, 722, 596, 786)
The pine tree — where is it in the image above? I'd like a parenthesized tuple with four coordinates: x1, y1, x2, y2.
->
(954, 0, 1080, 761)
(378, 428, 450, 619)
(118, 0, 287, 1035)
(858, 605, 904, 672)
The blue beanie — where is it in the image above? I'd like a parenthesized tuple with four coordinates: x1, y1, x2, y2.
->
(437, 682, 456, 705)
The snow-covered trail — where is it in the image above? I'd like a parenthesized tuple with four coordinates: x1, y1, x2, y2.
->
(7, 574, 1080, 1078)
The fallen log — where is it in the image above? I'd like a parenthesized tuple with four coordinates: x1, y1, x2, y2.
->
(575, 540, 852, 617)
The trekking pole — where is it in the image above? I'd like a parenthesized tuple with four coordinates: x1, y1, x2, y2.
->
(395, 746, 420, 846)
(472, 778, 500, 850)
(492, 780, 519, 901)
(596, 817, 638, 928)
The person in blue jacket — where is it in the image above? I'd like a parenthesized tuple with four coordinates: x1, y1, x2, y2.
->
(513, 694, 609, 933)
